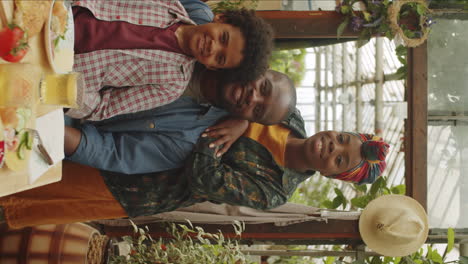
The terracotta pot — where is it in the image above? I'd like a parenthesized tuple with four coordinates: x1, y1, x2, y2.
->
(0, 223, 107, 264)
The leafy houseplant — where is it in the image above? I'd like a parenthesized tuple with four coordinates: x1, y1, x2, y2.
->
(110, 220, 253, 264)
(335, 0, 432, 47)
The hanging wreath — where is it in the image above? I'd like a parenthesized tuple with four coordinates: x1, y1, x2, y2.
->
(335, 0, 433, 47)
(388, 0, 431, 47)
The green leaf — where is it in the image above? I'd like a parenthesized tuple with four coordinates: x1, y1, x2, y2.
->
(334, 188, 347, 208)
(396, 45, 407, 55)
(402, 256, 414, 264)
(397, 55, 407, 65)
(322, 200, 335, 209)
(351, 195, 371, 208)
(337, 18, 350, 39)
(332, 196, 344, 209)
(430, 250, 443, 264)
(446, 227, 455, 253)
(460, 256, 468, 264)
(403, 29, 416, 38)
(391, 185, 406, 194)
(394, 67, 407, 80)
(370, 176, 384, 196)
(394, 257, 401, 264)
(341, 5, 351, 14)
(354, 184, 368, 193)
(363, 11, 372, 22)
(371, 256, 383, 264)
(334, 188, 345, 198)
(325, 256, 336, 264)
(383, 257, 392, 264)
(385, 30, 394, 40)
(427, 244, 434, 254)
(416, 4, 426, 16)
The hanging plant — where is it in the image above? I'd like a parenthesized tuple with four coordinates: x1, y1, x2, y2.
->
(335, 0, 433, 47)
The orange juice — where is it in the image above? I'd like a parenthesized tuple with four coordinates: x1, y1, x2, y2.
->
(40, 72, 79, 108)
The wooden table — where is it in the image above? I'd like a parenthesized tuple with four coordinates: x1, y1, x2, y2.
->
(0, 1, 65, 197)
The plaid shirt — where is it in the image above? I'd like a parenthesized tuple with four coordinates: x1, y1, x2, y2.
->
(66, 0, 197, 121)
(101, 109, 314, 218)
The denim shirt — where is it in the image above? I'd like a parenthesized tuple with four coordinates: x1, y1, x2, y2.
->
(67, 96, 228, 174)
(179, 0, 214, 25)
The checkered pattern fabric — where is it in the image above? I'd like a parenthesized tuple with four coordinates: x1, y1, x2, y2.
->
(67, 0, 197, 121)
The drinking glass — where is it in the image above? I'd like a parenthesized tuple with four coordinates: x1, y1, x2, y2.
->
(40, 72, 80, 108)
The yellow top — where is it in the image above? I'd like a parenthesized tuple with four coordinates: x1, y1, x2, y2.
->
(243, 123, 291, 166)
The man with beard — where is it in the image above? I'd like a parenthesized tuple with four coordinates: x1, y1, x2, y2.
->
(63, 69, 295, 174)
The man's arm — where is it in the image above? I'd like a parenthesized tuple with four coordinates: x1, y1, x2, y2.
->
(65, 124, 195, 174)
(186, 136, 289, 210)
(64, 126, 82, 156)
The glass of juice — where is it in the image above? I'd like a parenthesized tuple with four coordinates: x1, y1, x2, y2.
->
(40, 72, 80, 108)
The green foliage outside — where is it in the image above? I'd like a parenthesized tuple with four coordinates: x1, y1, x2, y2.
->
(289, 176, 335, 207)
(394, 45, 407, 80)
(321, 176, 406, 210)
(269, 49, 307, 86)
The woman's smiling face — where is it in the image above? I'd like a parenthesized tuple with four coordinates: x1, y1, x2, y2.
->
(303, 131, 363, 176)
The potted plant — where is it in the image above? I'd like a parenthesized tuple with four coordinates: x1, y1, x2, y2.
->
(109, 220, 254, 264)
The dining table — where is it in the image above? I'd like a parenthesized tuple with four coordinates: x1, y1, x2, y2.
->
(0, 0, 75, 197)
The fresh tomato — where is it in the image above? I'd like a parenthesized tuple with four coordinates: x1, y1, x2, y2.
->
(0, 25, 28, 62)
(2, 48, 28, 62)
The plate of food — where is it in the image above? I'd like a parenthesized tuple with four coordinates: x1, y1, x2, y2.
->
(0, 107, 35, 172)
(44, 0, 74, 73)
(1, 0, 51, 63)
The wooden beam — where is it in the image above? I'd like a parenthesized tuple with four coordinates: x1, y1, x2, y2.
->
(256, 11, 359, 39)
(405, 43, 428, 210)
(102, 219, 362, 245)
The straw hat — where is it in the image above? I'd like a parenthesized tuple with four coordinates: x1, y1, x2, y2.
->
(359, 195, 429, 257)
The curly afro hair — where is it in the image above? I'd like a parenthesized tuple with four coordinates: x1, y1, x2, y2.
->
(220, 8, 274, 84)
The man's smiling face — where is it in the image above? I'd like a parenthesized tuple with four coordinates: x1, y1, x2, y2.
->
(218, 70, 294, 125)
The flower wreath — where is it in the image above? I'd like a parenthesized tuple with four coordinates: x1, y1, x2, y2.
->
(335, 0, 433, 47)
